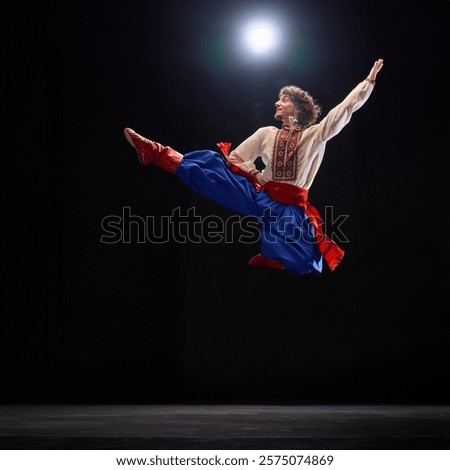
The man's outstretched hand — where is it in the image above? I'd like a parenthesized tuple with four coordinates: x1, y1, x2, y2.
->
(367, 58, 384, 82)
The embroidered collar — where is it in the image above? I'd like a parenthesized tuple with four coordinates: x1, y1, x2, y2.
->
(282, 123, 302, 132)
(282, 116, 302, 132)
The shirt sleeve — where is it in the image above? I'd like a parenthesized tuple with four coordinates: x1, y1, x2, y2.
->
(227, 127, 267, 174)
(315, 80, 375, 142)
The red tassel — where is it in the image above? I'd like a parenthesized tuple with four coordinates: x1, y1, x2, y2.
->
(216, 142, 232, 157)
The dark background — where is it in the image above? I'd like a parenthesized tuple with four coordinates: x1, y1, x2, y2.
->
(2, 0, 448, 405)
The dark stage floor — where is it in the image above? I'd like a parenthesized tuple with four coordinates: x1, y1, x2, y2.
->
(0, 404, 449, 450)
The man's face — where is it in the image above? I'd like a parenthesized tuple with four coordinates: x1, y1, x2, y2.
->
(274, 94, 298, 123)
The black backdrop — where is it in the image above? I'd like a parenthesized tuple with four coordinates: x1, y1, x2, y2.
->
(2, 0, 449, 405)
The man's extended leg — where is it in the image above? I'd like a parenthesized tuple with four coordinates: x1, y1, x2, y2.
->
(124, 128, 287, 272)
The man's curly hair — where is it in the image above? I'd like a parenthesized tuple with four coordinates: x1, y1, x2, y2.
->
(279, 85, 322, 129)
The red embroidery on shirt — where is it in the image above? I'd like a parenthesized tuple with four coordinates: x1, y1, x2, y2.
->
(271, 128, 302, 182)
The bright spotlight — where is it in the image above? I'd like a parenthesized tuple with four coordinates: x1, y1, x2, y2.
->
(242, 19, 280, 55)
(245, 21, 278, 53)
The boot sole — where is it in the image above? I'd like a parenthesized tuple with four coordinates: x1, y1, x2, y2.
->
(124, 128, 146, 165)
(123, 128, 137, 149)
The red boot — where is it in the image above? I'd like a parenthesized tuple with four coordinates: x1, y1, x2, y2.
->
(124, 128, 183, 174)
(248, 254, 285, 270)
